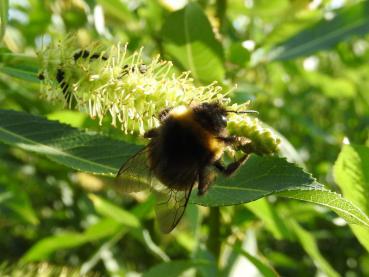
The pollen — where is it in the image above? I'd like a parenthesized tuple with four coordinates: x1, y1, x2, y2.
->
(170, 105, 188, 117)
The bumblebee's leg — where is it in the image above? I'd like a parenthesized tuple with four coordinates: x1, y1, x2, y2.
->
(198, 168, 214, 196)
(217, 136, 253, 153)
(217, 135, 237, 144)
(217, 135, 250, 146)
(213, 154, 249, 176)
(144, 127, 161, 138)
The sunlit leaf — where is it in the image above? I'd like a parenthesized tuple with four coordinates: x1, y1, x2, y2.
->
(267, 0, 369, 60)
(334, 145, 369, 213)
(251, 0, 290, 17)
(0, 0, 8, 40)
(278, 187, 369, 228)
(334, 144, 369, 251)
(88, 194, 140, 228)
(22, 218, 123, 262)
(233, 246, 279, 277)
(161, 3, 224, 83)
(47, 110, 88, 128)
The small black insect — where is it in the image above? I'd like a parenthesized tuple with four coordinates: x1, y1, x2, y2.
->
(50, 49, 146, 105)
(37, 72, 45, 80)
(73, 50, 108, 61)
(117, 102, 256, 233)
(121, 63, 147, 77)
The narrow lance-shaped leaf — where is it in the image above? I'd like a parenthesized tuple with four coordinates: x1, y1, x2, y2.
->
(289, 220, 340, 277)
(0, 109, 141, 175)
(232, 245, 279, 277)
(333, 144, 369, 251)
(334, 145, 369, 213)
(88, 194, 141, 228)
(0, 0, 8, 40)
(267, 0, 369, 61)
(21, 218, 123, 262)
(0, 51, 39, 82)
(278, 187, 369, 228)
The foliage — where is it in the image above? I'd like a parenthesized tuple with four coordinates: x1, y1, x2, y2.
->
(0, 0, 369, 276)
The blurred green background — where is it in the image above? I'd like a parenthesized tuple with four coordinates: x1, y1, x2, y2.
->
(1, 0, 369, 276)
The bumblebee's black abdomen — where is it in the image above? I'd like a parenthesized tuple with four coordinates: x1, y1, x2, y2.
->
(149, 116, 214, 190)
(162, 118, 209, 162)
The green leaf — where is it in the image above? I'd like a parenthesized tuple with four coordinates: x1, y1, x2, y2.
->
(47, 110, 88, 128)
(227, 43, 250, 66)
(290, 220, 340, 277)
(81, 197, 158, 274)
(334, 144, 369, 213)
(191, 155, 315, 206)
(0, 65, 39, 82)
(22, 218, 123, 262)
(0, 0, 8, 40)
(233, 246, 279, 277)
(0, 191, 39, 225)
(303, 72, 356, 98)
(0, 109, 141, 175)
(278, 187, 369, 228)
(0, 52, 39, 82)
(262, 9, 322, 46)
(161, 3, 225, 83)
(0, 161, 39, 225)
(96, 0, 134, 24)
(88, 194, 141, 228)
(334, 144, 369, 251)
(268, 0, 369, 60)
(251, 0, 290, 17)
(247, 198, 293, 240)
(143, 260, 208, 277)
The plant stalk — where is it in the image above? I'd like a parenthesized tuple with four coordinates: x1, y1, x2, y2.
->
(207, 207, 221, 265)
(216, 0, 227, 34)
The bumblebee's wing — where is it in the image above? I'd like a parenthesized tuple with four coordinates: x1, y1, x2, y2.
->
(116, 147, 153, 192)
(153, 181, 194, 233)
(117, 147, 194, 233)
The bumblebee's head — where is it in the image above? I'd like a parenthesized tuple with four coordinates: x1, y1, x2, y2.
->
(193, 102, 228, 134)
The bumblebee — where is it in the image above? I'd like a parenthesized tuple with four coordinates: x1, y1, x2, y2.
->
(117, 102, 255, 233)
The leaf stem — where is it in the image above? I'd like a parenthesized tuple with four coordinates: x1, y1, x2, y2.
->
(207, 207, 221, 265)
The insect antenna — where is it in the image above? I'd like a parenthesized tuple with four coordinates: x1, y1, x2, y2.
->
(226, 110, 259, 115)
